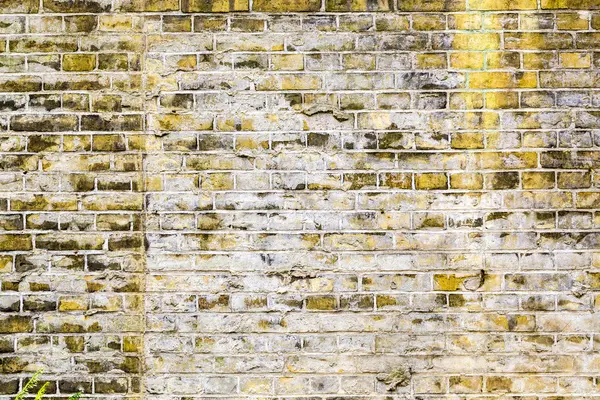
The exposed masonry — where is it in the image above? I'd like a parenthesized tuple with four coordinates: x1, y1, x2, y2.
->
(1, 0, 600, 398)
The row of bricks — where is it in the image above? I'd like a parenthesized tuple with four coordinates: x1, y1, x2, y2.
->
(146, 332, 600, 353)
(1, 0, 597, 13)
(139, 210, 600, 230)
(6, 32, 600, 54)
(0, 312, 599, 334)
(5, 51, 600, 74)
(3, 12, 600, 34)
(19, 229, 600, 252)
(3, 113, 600, 134)
(4, 74, 600, 94)
(0, 170, 597, 191)
(5, 111, 595, 132)
(0, 334, 141, 354)
(1, 250, 597, 272)
(0, 270, 597, 292)
(0, 291, 596, 312)
(0, 377, 137, 395)
(3, 151, 600, 170)
(142, 374, 600, 395)
(5, 190, 600, 211)
(0, 172, 599, 190)
(3, 131, 600, 151)
(5, 90, 600, 117)
(4, 209, 600, 231)
(1, 373, 598, 396)
(0, 332, 595, 354)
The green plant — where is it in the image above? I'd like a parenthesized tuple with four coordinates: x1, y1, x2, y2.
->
(14, 370, 81, 400)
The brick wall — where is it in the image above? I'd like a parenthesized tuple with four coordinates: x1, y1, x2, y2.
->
(1, 0, 600, 398)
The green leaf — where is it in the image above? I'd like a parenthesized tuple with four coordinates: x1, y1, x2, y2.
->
(67, 392, 81, 400)
(15, 369, 44, 400)
(34, 382, 49, 400)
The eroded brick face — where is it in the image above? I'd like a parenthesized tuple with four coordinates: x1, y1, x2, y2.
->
(1, 0, 600, 398)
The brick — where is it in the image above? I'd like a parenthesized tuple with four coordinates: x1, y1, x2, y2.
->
(542, 0, 600, 8)
(559, 52, 591, 68)
(11, 115, 78, 132)
(0, 234, 32, 250)
(433, 33, 500, 50)
(43, 0, 112, 12)
(0, 316, 33, 333)
(0, 0, 39, 12)
(253, 0, 319, 12)
(183, 0, 249, 12)
(415, 173, 448, 190)
(398, 0, 465, 11)
(523, 172, 555, 189)
(63, 54, 97, 71)
(469, 72, 537, 89)
(327, 0, 392, 11)
(469, 0, 536, 9)
(505, 33, 573, 50)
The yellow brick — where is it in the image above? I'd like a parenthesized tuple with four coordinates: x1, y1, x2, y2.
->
(557, 13, 590, 30)
(449, 13, 482, 30)
(63, 54, 97, 72)
(486, 52, 520, 69)
(523, 52, 556, 69)
(416, 173, 448, 190)
(559, 52, 591, 68)
(281, 75, 321, 90)
(306, 295, 337, 310)
(451, 132, 484, 149)
(59, 296, 88, 311)
(416, 53, 447, 69)
(441, 33, 501, 50)
(523, 172, 555, 189)
(375, 15, 410, 31)
(541, 0, 599, 8)
(0, 234, 32, 251)
(450, 173, 484, 189)
(469, 0, 536, 9)
(505, 33, 573, 50)
(413, 15, 446, 30)
(399, 0, 465, 11)
(476, 152, 538, 169)
(484, 13, 519, 29)
(254, 0, 320, 11)
(326, 0, 392, 11)
(449, 92, 484, 109)
(450, 52, 484, 69)
(450, 376, 483, 393)
(164, 15, 193, 32)
(520, 14, 553, 30)
(99, 15, 132, 31)
(182, 0, 249, 12)
(469, 72, 537, 89)
(486, 92, 519, 109)
(271, 54, 304, 71)
(486, 376, 513, 392)
(123, 336, 142, 353)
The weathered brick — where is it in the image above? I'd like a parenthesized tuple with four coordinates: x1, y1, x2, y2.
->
(0, 0, 39, 12)
(470, 0, 536, 9)
(11, 115, 78, 132)
(253, 0, 318, 12)
(43, 0, 111, 12)
(326, 0, 392, 11)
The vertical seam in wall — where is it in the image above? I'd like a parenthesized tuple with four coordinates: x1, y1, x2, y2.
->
(140, 18, 148, 399)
